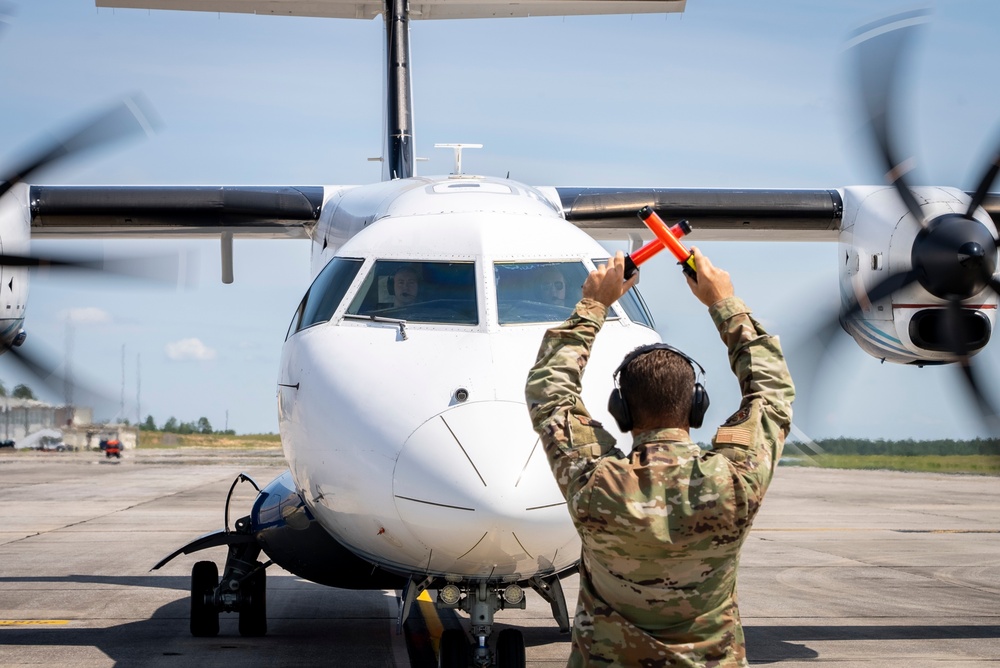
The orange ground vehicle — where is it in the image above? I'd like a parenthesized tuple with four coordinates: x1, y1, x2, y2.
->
(102, 439, 122, 459)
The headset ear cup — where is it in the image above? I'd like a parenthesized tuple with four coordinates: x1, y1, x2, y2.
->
(607, 388, 632, 432)
(689, 383, 709, 429)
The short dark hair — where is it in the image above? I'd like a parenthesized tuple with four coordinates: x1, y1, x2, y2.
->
(618, 349, 694, 429)
(393, 264, 421, 280)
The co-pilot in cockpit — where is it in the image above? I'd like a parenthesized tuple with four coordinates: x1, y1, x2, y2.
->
(347, 260, 478, 324)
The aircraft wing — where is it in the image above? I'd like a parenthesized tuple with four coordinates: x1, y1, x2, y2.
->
(28, 185, 325, 239)
(29, 184, 1000, 242)
(96, 0, 685, 20)
(549, 186, 1000, 242)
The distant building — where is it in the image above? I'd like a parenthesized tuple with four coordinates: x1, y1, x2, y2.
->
(0, 398, 135, 450)
(0, 398, 92, 442)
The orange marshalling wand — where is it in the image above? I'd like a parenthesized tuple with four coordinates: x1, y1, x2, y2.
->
(623, 206, 697, 281)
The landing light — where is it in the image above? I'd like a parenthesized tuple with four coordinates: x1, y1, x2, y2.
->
(502, 584, 524, 605)
(439, 584, 462, 606)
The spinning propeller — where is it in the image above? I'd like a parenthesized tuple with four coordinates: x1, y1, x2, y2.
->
(827, 10, 1000, 428)
(0, 94, 169, 402)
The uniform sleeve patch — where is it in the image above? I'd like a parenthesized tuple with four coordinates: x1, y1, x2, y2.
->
(714, 426, 753, 447)
(575, 415, 603, 429)
(723, 406, 751, 426)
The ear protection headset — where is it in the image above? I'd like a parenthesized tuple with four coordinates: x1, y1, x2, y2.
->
(607, 343, 709, 432)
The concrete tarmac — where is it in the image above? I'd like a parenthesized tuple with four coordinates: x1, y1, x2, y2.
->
(0, 448, 997, 667)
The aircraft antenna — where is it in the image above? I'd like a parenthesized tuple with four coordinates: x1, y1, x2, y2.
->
(435, 144, 482, 175)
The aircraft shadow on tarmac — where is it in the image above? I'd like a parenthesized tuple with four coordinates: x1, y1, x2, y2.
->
(2, 575, 999, 666)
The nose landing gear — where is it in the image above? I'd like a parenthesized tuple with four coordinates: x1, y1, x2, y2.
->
(433, 581, 528, 668)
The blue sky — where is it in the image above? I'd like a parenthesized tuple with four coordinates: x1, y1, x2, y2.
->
(0, 1, 998, 439)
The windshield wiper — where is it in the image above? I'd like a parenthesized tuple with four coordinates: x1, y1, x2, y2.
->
(342, 313, 408, 340)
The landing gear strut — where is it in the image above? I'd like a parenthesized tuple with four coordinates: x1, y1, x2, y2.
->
(183, 474, 271, 637)
(432, 581, 529, 668)
(186, 514, 271, 637)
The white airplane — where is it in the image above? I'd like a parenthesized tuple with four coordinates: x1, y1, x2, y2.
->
(1, 2, 998, 667)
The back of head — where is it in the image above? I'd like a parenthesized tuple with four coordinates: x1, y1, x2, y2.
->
(619, 349, 695, 430)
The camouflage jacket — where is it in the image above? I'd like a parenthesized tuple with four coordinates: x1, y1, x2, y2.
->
(525, 296, 794, 668)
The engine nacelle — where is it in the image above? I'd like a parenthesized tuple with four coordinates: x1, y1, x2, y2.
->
(251, 470, 406, 589)
(0, 184, 31, 349)
(839, 185, 998, 364)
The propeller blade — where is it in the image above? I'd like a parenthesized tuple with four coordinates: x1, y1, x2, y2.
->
(2, 339, 109, 409)
(0, 95, 158, 199)
(0, 3, 13, 36)
(840, 269, 920, 320)
(849, 9, 929, 227)
(942, 299, 1000, 432)
(786, 311, 858, 436)
(0, 250, 192, 286)
(965, 150, 1000, 218)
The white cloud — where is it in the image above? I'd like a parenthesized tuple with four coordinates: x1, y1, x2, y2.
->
(61, 307, 112, 325)
(165, 338, 216, 362)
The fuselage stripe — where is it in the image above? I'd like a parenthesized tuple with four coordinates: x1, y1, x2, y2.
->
(892, 304, 997, 309)
(856, 317, 902, 345)
(847, 319, 911, 356)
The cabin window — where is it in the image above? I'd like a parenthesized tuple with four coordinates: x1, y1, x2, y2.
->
(345, 260, 478, 325)
(591, 257, 655, 329)
(286, 257, 364, 338)
(494, 261, 588, 324)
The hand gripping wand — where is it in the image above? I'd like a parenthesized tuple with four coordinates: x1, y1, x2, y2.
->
(623, 206, 697, 281)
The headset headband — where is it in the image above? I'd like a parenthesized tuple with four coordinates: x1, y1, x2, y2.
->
(613, 343, 705, 382)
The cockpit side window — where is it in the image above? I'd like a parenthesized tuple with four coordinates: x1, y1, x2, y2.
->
(591, 257, 655, 329)
(494, 261, 588, 324)
(345, 260, 478, 325)
(286, 257, 364, 338)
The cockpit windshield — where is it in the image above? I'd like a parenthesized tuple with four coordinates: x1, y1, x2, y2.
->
(345, 260, 478, 325)
(494, 262, 587, 324)
(495, 260, 655, 328)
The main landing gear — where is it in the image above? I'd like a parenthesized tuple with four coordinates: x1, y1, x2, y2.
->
(188, 514, 271, 637)
(156, 473, 271, 637)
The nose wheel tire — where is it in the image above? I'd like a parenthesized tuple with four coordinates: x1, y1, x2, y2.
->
(496, 629, 525, 668)
(438, 628, 470, 668)
(190, 561, 220, 637)
(238, 569, 267, 637)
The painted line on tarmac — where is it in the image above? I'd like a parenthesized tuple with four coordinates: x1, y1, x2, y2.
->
(401, 589, 464, 668)
(757, 528, 1000, 533)
(0, 620, 70, 626)
(416, 589, 443, 651)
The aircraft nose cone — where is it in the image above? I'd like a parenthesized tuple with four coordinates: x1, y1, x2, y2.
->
(392, 401, 574, 577)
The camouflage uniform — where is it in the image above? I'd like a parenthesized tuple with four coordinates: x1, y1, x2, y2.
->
(525, 296, 794, 667)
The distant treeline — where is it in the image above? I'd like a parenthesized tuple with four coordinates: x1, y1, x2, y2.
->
(789, 438, 1000, 457)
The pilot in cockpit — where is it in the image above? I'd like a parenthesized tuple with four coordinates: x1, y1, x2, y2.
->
(391, 264, 421, 308)
(535, 265, 566, 307)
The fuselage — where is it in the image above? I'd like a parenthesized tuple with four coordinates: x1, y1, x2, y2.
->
(278, 175, 660, 583)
